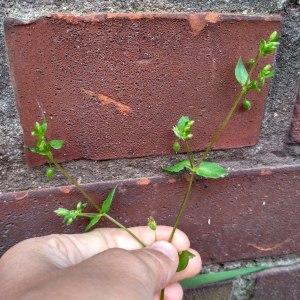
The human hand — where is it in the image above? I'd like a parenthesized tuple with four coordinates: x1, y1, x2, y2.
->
(0, 226, 201, 300)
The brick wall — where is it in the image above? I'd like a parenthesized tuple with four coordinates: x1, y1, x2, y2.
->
(0, 1, 299, 299)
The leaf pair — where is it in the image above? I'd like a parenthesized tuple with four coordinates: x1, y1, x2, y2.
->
(163, 160, 228, 179)
(85, 187, 117, 231)
(54, 187, 117, 231)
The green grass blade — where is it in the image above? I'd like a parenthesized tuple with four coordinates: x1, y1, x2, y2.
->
(181, 265, 268, 289)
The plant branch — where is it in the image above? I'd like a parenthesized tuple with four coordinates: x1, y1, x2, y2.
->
(49, 156, 100, 211)
(78, 212, 97, 218)
(168, 52, 262, 242)
(49, 157, 146, 247)
(197, 51, 261, 165)
(168, 172, 195, 242)
(103, 213, 146, 247)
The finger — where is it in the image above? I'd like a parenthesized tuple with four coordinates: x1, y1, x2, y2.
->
(132, 241, 179, 292)
(40, 226, 190, 266)
(20, 241, 180, 300)
(154, 283, 183, 300)
(92, 225, 190, 251)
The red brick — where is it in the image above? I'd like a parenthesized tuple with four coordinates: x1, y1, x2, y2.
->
(0, 165, 299, 262)
(253, 264, 300, 299)
(184, 282, 232, 300)
(4, 13, 281, 166)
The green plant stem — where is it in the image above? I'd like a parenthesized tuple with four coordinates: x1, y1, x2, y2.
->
(78, 212, 97, 218)
(185, 141, 195, 169)
(49, 157, 146, 247)
(197, 51, 261, 165)
(169, 51, 262, 243)
(161, 52, 263, 300)
(49, 156, 100, 211)
(168, 172, 195, 242)
(104, 213, 146, 247)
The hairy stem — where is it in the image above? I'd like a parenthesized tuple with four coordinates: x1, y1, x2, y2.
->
(49, 157, 100, 211)
(104, 214, 146, 247)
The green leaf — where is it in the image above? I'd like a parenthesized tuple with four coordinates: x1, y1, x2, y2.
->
(46, 167, 55, 179)
(163, 160, 191, 173)
(54, 202, 86, 225)
(181, 265, 270, 289)
(242, 99, 252, 111)
(195, 162, 228, 179)
(49, 139, 64, 150)
(173, 116, 194, 140)
(54, 208, 70, 217)
(235, 57, 249, 86)
(29, 146, 38, 154)
(147, 216, 157, 231)
(100, 187, 117, 214)
(173, 141, 181, 153)
(29, 144, 49, 156)
(247, 80, 260, 92)
(85, 214, 102, 231)
(76, 202, 87, 211)
(177, 250, 195, 272)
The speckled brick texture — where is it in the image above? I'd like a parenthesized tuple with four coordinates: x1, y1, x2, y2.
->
(1, 165, 299, 261)
(290, 88, 300, 143)
(4, 13, 280, 166)
(252, 264, 300, 299)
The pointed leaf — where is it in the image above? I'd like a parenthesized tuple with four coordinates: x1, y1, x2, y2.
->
(235, 57, 249, 86)
(177, 250, 195, 272)
(100, 187, 117, 214)
(163, 160, 191, 173)
(49, 139, 64, 150)
(85, 214, 102, 231)
(195, 162, 228, 179)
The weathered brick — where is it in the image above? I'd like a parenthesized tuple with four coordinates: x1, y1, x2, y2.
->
(184, 282, 232, 300)
(290, 88, 300, 143)
(4, 13, 281, 166)
(0, 165, 299, 262)
(253, 264, 300, 299)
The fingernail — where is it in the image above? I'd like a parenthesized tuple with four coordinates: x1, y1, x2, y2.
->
(149, 241, 178, 262)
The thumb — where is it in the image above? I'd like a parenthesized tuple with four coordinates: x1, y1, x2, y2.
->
(132, 241, 179, 292)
